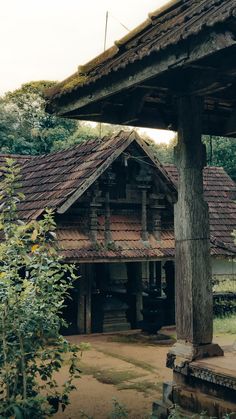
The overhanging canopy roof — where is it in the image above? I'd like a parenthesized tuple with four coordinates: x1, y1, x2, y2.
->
(45, 0, 236, 137)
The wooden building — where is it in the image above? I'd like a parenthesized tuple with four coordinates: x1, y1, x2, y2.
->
(44, 0, 236, 414)
(1, 131, 235, 335)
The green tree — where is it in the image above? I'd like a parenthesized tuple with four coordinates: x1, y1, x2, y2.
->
(142, 135, 176, 165)
(2, 81, 77, 155)
(0, 99, 17, 153)
(204, 135, 236, 181)
(0, 159, 81, 417)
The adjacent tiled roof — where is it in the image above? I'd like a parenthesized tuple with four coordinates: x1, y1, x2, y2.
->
(57, 215, 175, 262)
(46, 0, 236, 101)
(0, 133, 235, 261)
(165, 164, 236, 255)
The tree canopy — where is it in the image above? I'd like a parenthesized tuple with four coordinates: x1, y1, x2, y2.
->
(1, 81, 77, 155)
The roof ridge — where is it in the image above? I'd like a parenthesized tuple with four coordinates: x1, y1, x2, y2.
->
(22, 130, 133, 163)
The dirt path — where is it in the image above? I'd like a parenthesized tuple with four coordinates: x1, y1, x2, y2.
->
(54, 332, 173, 419)
(54, 330, 236, 419)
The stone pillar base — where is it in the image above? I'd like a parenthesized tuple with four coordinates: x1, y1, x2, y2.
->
(167, 341, 224, 368)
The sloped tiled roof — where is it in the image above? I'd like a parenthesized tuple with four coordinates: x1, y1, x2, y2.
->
(165, 164, 236, 255)
(0, 133, 235, 260)
(46, 0, 236, 102)
(1, 131, 173, 220)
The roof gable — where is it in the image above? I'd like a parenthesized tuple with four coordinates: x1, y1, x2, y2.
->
(2, 131, 173, 219)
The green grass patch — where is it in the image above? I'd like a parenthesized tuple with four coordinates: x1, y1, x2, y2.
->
(213, 279, 236, 293)
(107, 334, 143, 344)
(107, 332, 173, 346)
(80, 362, 143, 385)
(214, 314, 236, 335)
(95, 348, 156, 373)
(118, 379, 162, 395)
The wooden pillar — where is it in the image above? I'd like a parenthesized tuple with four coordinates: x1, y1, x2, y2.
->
(77, 264, 93, 334)
(90, 201, 98, 242)
(105, 190, 112, 243)
(155, 261, 162, 296)
(89, 182, 101, 243)
(163, 261, 175, 325)
(77, 264, 86, 333)
(126, 262, 143, 326)
(149, 261, 155, 287)
(168, 96, 223, 363)
(141, 189, 148, 241)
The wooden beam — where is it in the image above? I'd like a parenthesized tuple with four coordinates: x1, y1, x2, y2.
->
(167, 95, 223, 363)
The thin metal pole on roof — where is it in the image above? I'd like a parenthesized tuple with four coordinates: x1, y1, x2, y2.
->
(99, 11, 130, 140)
(104, 11, 109, 52)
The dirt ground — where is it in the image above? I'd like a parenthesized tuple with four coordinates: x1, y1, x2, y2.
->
(54, 329, 236, 419)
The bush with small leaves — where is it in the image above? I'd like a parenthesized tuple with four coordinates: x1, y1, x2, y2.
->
(0, 159, 80, 418)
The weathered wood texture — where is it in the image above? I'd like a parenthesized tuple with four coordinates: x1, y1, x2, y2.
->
(126, 262, 143, 324)
(77, 264, 93, 333)
(174, 95, 213, 345)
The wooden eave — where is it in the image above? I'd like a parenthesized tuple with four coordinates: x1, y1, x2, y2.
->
(45, 1, 236, 138)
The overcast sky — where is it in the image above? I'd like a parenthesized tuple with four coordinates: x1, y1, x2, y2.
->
(0, 0, 174, 142)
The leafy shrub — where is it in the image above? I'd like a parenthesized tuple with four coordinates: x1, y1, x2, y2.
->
(213, 293, 236, 317)
(0, 159, 80, 417)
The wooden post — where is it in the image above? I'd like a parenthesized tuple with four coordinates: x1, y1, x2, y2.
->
(149, 261, 155, 287)
(77, 264, 86, 333)
(155, 261, 162, 296)
(126, 262, 143, 326)
(77, 264, 92, 334)
(141, 189, 148, 241)
(168, 96, 223, 363)
(85, 264, 93, 334)
(105, 190, 112, 243)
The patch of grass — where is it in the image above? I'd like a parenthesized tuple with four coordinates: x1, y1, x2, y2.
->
(96, 348, 156, 373)
(107, 334, 142, 344)
(213, 278, 236, 293)
(107, 332, 174, 346)
(118, 379, 162, 395)
(214, 314, 236, 335)
(80, 362, 143, 385)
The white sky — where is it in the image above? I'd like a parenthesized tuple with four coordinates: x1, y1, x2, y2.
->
(0, 0, 175, 143)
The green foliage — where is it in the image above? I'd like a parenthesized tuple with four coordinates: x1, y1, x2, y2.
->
(203, 135, 236, 180)
(80, 398, 128, 419)
(147, 134, 236, 180)
(144, 136, 176, 165)
(0, 159, 80, 417)
(1, 81, 77, 155)
(213, 295, 236, 317)
(80, 364, 142, 385)
(108, 398, 129, 419)
(168, 406, 236, 418)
